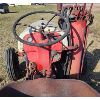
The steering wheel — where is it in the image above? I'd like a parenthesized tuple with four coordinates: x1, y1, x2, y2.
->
(13, 11, 70, 47)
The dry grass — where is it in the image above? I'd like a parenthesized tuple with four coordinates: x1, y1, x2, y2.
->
(0, 4, 100, 93)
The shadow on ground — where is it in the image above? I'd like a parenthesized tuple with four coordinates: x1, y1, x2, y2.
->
(0, 11, 18, 14)
(0, 78, 3, 83)
(82, 48, 100, 92)
(8, 11, 18, 14)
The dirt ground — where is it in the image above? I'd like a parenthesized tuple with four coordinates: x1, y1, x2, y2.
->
(0, 4, 100, 93)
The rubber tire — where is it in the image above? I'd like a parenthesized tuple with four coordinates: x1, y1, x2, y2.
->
(5, 48, 19, 81)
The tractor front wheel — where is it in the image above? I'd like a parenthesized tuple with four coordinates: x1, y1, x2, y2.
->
(5, 48, 19, 81)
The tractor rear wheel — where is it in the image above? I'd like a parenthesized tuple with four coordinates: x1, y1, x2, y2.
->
(5, 48, 19, 81)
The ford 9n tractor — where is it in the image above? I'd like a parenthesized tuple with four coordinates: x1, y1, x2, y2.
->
(5, 3, 93, 81)
(1, 3, 100, 97)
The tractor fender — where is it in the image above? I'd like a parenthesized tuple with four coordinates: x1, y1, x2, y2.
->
(0, 79, 99, 97)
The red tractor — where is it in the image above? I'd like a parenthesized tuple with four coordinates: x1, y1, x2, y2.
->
(1, 3, 100, 97)
(5, 3, 94, 81)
